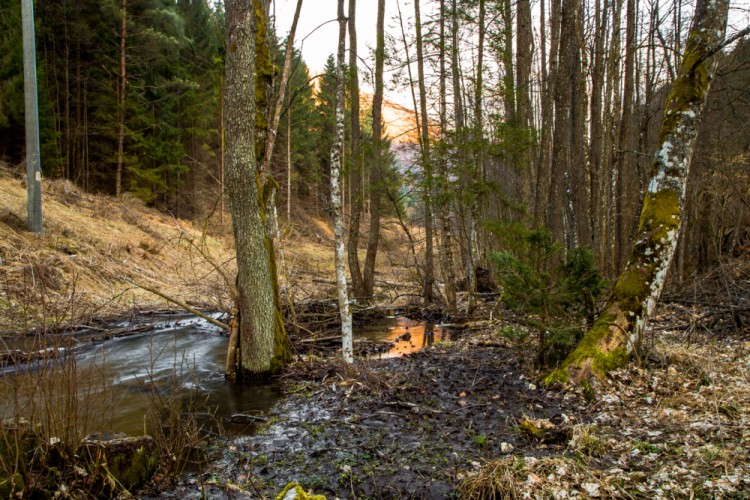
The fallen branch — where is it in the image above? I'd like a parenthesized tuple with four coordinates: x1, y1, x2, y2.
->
(123, 278, 229, 331)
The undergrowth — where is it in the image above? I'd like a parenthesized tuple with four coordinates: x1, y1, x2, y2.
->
(488, 225, 606, 367)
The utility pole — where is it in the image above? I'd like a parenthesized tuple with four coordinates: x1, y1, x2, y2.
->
(21, 0, 43, 233)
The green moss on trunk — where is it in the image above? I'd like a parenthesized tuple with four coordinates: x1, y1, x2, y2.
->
(544, 310, 629, 385)
(549, 0, 728, 386)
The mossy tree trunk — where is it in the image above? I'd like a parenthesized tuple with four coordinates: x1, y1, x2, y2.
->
(548, 0, 729, 384)
(224, 0, 290, 380)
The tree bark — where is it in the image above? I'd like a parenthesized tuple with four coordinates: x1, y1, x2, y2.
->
(465, 0, 486, 315)
(515, 0, 534, 208)
(614, 0, 638, 269)
(259, 0, 303, 187)
(225, 0, 291, 379)
(414, 0, 435, 306)
(363, 0, 386, 300)
(347, 0, 367, 301)
(547, 0, 729, 384)
(437, 0, 458, 316)
(115, 0, 126, 198)
(332, 0, 353, 362)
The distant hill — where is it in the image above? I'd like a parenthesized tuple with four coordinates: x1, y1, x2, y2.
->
(359, 94, 439, 145)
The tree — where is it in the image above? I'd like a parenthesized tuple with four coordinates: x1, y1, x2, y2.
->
(414, 0, 434, 305)
(331, 0, 353, 362)
(547, 0, 731, 384)
(115, 0, 127, 197)
(224, 0, 291, 379)
(436, 0, 457, 315)
(346, 0, 367, 301)
(363, 0, 386, 300)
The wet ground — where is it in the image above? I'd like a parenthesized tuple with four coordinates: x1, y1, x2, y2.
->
(176, 333, 591, 498)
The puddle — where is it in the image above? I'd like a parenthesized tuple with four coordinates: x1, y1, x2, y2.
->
(357, 316, 453, 357)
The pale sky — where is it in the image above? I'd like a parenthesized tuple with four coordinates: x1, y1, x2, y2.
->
(271, 0, 419, 107)
(272, 0, 393, 74)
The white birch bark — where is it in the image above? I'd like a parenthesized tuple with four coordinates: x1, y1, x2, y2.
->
(332, 0, 353, 363)
(548, 0, 730, 384)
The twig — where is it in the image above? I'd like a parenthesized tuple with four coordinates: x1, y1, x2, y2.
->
(123, 278, 229, 331)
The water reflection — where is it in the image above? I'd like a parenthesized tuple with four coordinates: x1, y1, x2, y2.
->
(357, 317, 450, 357)
(0, 314, 451, 437)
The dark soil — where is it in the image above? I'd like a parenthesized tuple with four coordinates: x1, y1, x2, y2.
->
(182, 333, 591, 498)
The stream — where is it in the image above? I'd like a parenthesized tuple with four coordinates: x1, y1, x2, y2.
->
(0, 314, 447, 437)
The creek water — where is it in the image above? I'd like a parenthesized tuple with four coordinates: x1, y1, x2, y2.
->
(0, 314, 446, 437)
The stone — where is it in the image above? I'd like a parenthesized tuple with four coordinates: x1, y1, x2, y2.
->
(78, 433, 158, 491)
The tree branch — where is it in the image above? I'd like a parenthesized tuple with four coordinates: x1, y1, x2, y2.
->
(124, 278, 230, 331)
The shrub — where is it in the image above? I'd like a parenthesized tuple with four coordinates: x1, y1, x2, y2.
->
(489, 227, 606, 366)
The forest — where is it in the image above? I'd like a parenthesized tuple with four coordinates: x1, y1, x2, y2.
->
(0, 0, 749, 497)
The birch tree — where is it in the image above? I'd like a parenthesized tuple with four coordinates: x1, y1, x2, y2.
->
(332, 0, 353, 362)
(224, 0, 291, 379)
(547, 0, 730, 384)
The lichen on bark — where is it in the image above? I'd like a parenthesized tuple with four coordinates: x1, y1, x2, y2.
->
(547, 0, 729, 385)
(225, 0, 290, 380)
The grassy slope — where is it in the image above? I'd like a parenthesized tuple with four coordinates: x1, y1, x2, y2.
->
(0, 172, 235, 333)
(0, 168, 416, 334)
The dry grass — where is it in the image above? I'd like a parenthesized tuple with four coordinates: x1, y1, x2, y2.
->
(0, 169, 421, 334)
(0, 174, 234, 333)
(458, 456, 622, 499)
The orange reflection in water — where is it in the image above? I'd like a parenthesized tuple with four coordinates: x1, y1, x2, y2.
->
(359, 317, 447, 358)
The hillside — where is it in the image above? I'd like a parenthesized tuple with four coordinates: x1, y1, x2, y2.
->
(0, 168, 235, 333)
(0, 166, 416, 334)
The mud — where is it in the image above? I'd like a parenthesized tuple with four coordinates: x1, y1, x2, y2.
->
(188, 332, 590, 498)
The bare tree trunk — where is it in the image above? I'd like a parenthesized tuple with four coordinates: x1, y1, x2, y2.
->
(466, 0, 486, 315)
(549, 0, 581, 248)
(347, 0, 366, 301)
(414, 0, 435, 306)
(450, 0, 472, 304)
(615, 0, 638, 268)
(363, 0, 386, 300)
(601, 0, 623, 276)
(331, 0, 353, 362)
(547, 0, 729, 384)
(225, 0, 291, 379)
(516, 0, 534, 208)
(115, 0, 127, 198)
(535, 0, 560, 227)
(220, 75, 225, 224)
(286, 87, 291, 220)
(589, 0, 608, 264)
(259, 0, 303, 187)
(438, 0, 458, 316)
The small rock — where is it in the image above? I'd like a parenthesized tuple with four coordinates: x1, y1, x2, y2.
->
(501, 442, 514, 453)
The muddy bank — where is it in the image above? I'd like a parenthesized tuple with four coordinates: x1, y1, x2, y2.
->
(189, 333, 591, 498)
(162, 303, 750, 499)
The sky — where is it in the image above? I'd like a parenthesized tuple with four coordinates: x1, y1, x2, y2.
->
(272, 0, 390, 75)
(271, 0, 418, 107)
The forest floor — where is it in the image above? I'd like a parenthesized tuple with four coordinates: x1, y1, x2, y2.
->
(160, 290, 750, 499)
(2, 167, 749, 498)
(156, 245, 745, 500)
